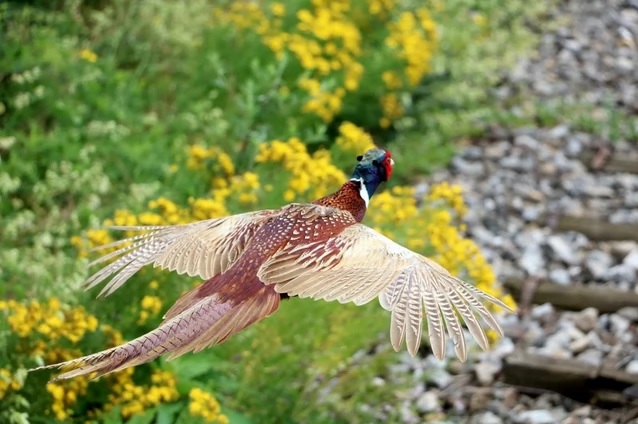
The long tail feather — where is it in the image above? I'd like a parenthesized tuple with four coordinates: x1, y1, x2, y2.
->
(31, 295, 233, 381)
(31, 284, 281, 381)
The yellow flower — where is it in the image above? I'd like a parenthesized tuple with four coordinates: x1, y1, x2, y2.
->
(335, 122, 375, 154)
(0, 368, 24, 399)
(187, 145, 211, 170)
(472, 13, 487, 27)
(189, 388, 228, 423)
(385, 9, 437, 86)
(379, 92, 404, 128)
(138, 295, 163, 324)
(270, 2, 286, 17)
(79, 48, 98, 63)
(257, 137, 346, 201)
(190, 197, 228, 220)
(382, 70, 403, 90)
(368, 0, 396, 16)
(86, 228, 113, 249)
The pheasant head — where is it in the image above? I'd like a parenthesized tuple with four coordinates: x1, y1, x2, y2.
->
(312, 148, 393, 221)
(351, 148, 394, 203)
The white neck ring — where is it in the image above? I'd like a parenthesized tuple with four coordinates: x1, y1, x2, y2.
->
(351, 177, 369, 207)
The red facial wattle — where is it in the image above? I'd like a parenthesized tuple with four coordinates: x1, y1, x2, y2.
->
(383, 150, 394, 181)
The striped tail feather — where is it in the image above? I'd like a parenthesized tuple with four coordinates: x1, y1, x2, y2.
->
(32, 295, 234, 381)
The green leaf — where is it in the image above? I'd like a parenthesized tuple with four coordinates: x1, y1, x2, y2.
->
(156, 402, 184, 424)
(224, 408, 256, 424)
(126, 409, 156, 424)
(169, 355, 216, 380)
(100, 406, 125, 424)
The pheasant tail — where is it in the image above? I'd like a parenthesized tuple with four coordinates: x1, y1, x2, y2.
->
(35, 281, 280, 381)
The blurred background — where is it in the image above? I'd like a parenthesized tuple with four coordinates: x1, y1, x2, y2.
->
(1, 0, 637, 423)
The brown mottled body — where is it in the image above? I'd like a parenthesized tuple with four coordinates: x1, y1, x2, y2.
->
(314, 180, 367, 222)
(170, 202, 360, 321)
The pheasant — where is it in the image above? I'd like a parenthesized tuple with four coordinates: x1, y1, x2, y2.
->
(34, 148, 509, 381)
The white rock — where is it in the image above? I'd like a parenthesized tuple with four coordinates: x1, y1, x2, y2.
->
(549, 268, 571, 286)
(626, 360, 638, 374)
(609, 314, 630, 334)
(531, 303, 555, 320)
(547, 235, 580, 265)
(492, 337, 516, 357)
(546, 331, 571, 348)
(569, 336, 590, 353)
(415, 391, 439, 413)
(470, 411, 503, 424)
(603, 264, 636, 283)
(573, 307, 599, 332)
(617, 307, 638, 322)
(475, 361, 501, 386)
(584, 185, 614, 198)
(577, 349, 603, 367)
(517, 409, 557, 424)
(536, 345, 572, 359)
(519, 244, 546, 275)
(623, 248, 638, 270)
(585, 250, 614, 279)
(610, 241, 637, 259)
(514, 134, 540, 150)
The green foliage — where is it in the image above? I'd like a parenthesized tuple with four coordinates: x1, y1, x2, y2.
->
(1, 0, 544, 422)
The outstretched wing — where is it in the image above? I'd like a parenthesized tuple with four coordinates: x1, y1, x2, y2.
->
(258, 224, 510, 361)
(84, 209, 277, 296)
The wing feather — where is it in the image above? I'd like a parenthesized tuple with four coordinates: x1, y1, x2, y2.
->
(404, 276, 424, 356)
(83, 210, 276, 296)
(422, 279, 445, 359)
(259, 223, 511, 360)
(433, 276, 467, 361)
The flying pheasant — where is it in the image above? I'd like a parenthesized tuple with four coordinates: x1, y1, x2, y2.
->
(35, 148, 508, 381)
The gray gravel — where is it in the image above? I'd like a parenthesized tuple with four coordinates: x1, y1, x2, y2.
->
(502, 0, 638, 115)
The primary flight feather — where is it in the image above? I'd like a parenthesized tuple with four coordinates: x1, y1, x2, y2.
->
(33, 148, 509, 381)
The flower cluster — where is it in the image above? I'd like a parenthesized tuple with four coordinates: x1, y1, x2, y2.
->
(138, 295, 163, 325)
(187, 145, 235, 176)
(107, 369, 179, 418)
(79, 48, 98, 63)
(211, 2, 272, 33)
(0, 369, 23, 400)
(1, 298, 98, 342)
(385, 9, 438, 87)
(335, 121, 376, 155)
(368, 185, 419, 238)
(426, 181, 468, 217)
(378, 93, 404, 129)
(212, 0, 438, 127)
(189, 387, 229, 424)
(47, 378, 90, 421)
(0, 297, 185, 420)
(0, 298, 97, 419)
(256, 137, 346, 201)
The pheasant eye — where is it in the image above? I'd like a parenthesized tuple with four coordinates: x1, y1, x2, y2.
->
(356, 155, 363, 161)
